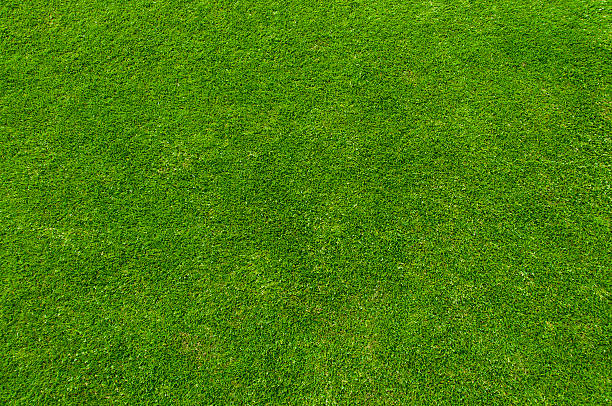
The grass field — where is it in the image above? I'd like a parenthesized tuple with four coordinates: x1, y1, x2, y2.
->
(1, 0, 611, 403)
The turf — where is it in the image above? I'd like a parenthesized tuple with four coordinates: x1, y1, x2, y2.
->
(1, 0, 611, 403)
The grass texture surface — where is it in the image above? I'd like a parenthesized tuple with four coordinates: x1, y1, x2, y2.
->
(1, 0, 611, 403)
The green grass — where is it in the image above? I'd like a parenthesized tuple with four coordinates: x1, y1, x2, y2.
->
(1, 0, 611, 403)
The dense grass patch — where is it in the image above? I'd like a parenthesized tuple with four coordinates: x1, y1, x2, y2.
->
(1, 0, 610, 403)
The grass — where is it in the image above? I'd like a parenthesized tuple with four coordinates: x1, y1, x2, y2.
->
(1, 0, 610, 403)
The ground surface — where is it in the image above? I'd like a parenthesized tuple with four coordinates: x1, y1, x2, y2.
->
(1, 0, 611, 403)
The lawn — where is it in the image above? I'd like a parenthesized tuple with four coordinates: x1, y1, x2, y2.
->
(1, 0, 610, 403)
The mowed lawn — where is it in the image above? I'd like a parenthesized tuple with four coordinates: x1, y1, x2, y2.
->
(1, 0, 610, 403)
